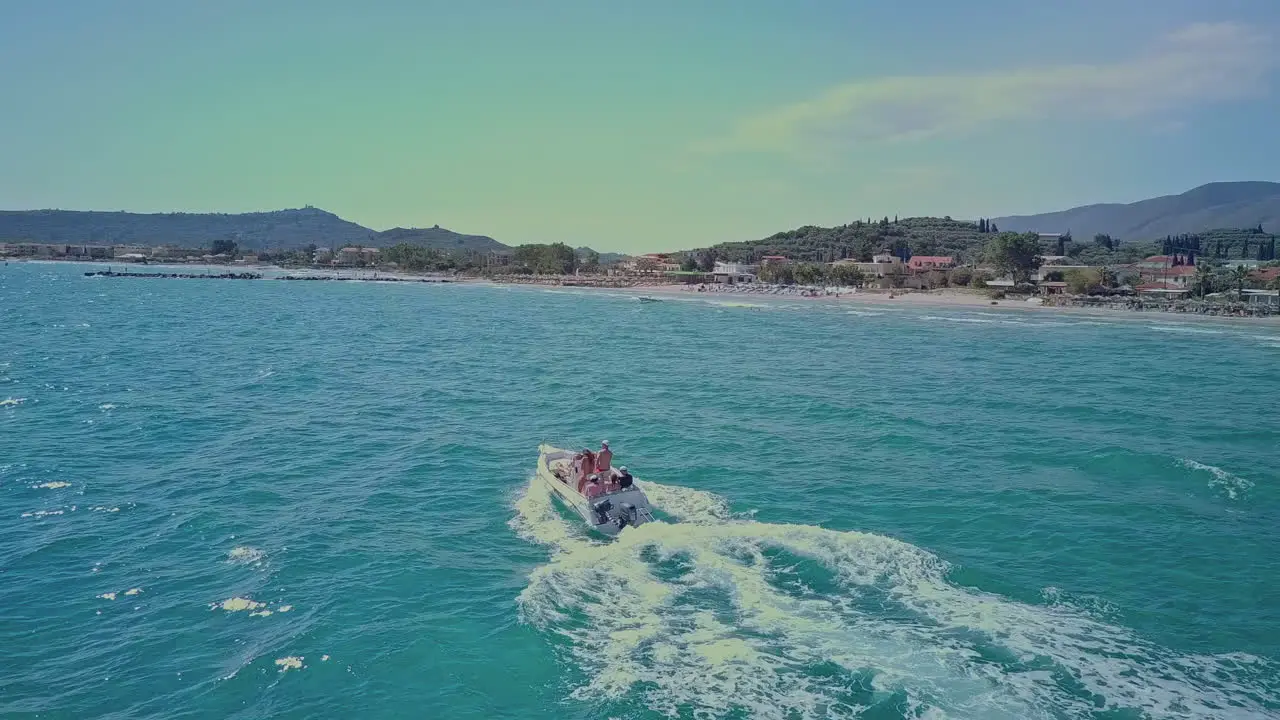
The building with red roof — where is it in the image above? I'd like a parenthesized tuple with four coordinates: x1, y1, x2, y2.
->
(906, 256, 955, 272)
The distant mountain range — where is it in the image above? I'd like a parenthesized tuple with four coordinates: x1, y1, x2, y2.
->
(992, 182, 1280, 240)
(0, 207, 508, 253)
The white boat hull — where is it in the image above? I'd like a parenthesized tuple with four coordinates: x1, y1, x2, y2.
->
(536, 444, 655, 536)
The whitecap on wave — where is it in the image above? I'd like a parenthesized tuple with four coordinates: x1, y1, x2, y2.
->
(1179, 459, 1255, 501)
(511, 478, 1277, 719)
(227, 546, 265, 565)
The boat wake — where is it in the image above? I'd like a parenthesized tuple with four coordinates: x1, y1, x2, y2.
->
(511, 479, 1278, 719)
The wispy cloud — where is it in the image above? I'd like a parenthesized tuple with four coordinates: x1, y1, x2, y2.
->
(698, 22, 1272, 156)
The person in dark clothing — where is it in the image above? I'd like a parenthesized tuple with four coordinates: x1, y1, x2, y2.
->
(615, 466, 634, 489)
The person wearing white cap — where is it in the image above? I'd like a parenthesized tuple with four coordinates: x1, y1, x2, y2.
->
(615, 466, 634, 489)
(595, 441, 613, 477)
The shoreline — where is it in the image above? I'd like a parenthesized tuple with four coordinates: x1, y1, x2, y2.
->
(564, 283, 1280, 326)
(11, 260, 1277, 325)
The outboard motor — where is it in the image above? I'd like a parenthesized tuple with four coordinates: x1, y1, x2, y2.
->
(592, 499, 613, 525)
(619, 503, 639, 528)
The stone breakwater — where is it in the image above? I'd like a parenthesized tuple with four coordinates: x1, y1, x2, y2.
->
(83, 270, 455, 283)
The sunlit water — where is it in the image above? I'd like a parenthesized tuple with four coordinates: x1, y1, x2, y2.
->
(2, 262, 1278, 719)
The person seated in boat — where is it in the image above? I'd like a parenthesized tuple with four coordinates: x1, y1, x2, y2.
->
(614, 466, 634, 489)
(584, 474, 604, 499)
(595, 441, 613, 476)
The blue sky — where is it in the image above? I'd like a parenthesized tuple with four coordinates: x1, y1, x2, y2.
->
(1, 0, 1278, 252)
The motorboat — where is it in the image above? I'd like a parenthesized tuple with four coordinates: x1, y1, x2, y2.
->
(536, 444, 656, 536)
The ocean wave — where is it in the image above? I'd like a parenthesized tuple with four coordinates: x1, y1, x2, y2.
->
(512, 479, 1278, 719)
(918, 316, 996, 324)
(1179, 459, 1255, 500)
(1148, 325, 1225, 335)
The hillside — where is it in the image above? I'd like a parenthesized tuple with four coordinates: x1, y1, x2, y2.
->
(992, 182, 1280, 242)
(686, 217, 996, 264)
(0, 207, 374, 250)
(373, 226, 507, 253)
(0, 207, 521, 253)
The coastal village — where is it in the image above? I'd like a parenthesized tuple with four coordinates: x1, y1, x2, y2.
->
(4, 229, 1280, 316)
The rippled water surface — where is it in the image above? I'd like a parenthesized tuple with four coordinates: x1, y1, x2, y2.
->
(2, 262, 1278, 719)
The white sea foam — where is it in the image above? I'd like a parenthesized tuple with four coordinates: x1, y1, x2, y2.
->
(1147, 325, 1225, 335)
(918, 316, 996, 324)
(227, 546, 265, 564)
(1179, 459, 1255, 500)
(1, 397, 26, 407)
(845, 310, 885, 317)
(512, 478, 1278, 719)
(275, 656, 304, 672)
(98, 403, 116, 411)
(214, 597, 265, 612)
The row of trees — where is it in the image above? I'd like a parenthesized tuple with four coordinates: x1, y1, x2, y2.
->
(756, 262, 868, 286)
(510, 243, 578, 274)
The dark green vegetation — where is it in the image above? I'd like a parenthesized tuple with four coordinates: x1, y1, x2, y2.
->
(992, 182, 1280, 250)
(677, 218, 1162, 270)
(372, 226, 508, 254)
(690, 217, 994, 264)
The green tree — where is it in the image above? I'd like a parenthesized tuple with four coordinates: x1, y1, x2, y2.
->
(948, 266, 974, 286)
(758, 263, 795, 284)
(1098, 266, 1117, 289)
(828, 263, 866, 287)
(1063, 268, 1099, 295)
(211, 238, 238, 256)
(1230, 265, 1250, 296)
(680, 255, 698, 272)
(581, 249, 602, 272)
(792, 263, 826, 285)
(697, 249, 718, 273)
(1193, 262, 1215, 298)
(513, 243, 576, 274)
(984, 232, 1042, 284)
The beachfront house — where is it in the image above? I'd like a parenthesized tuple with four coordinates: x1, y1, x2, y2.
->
(759, 255, 789, 266)
(337, 247, 380, 266)
(1242, 289, 1280, 307)
(712, 261, 757, 284)
(618, 253, 681, 274)
(906, 256, 955, 272)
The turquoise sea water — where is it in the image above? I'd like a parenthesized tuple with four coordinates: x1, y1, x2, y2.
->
(2, 262, 1278, 720)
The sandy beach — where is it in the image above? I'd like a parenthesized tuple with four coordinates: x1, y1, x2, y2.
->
(551, 282, 1280, 326)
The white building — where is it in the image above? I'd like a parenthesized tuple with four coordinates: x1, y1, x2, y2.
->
(712, 261, 757, 284)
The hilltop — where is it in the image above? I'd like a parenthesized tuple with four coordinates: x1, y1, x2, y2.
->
(991, 182, 1280, 241)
